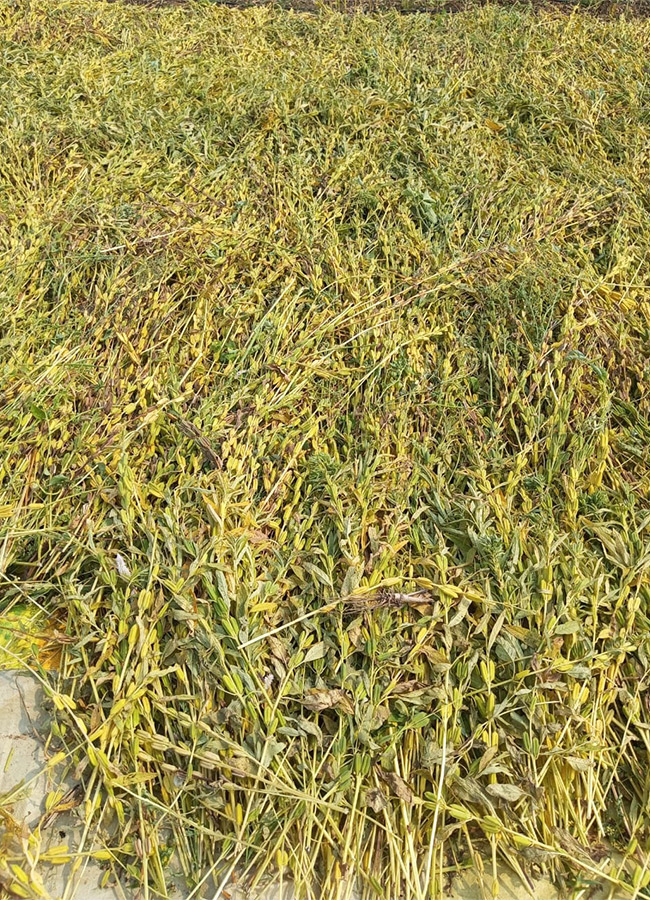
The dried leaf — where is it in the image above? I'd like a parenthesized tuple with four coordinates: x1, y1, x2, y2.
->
(486, 783, 525, 803)
(391, 680, 427, 696)
(365, 788, 388, 813)
(267, 635, 289, 665)
(378, 771, 414, 804)
(453, 778, 492, 806)
(302, 688, 354, 715)
(296, 716, 323, 743)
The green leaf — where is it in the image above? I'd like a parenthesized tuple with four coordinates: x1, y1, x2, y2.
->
(29, 403, 47, 422)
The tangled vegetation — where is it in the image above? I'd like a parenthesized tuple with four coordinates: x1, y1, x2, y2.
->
(1, 1, 650, 897)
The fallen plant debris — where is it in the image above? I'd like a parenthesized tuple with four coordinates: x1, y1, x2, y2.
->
(108, 0, 650, 18)
(1, 0, 650, 898)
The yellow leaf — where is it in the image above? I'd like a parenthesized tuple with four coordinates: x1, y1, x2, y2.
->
(10, 865, 29, 884)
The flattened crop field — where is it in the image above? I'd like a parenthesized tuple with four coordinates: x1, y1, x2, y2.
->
(1, 1, 650, 897)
